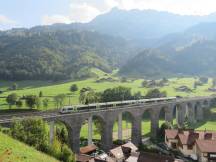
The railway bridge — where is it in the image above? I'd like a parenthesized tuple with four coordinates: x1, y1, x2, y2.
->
(0, 96, 215, 153)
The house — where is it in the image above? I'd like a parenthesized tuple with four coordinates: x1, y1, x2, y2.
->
(195, 140, 216, 162)
(165, 129, 216, 161)
(208, 88, 216, 92)
(177, 131, 199, 156)
(165, 129, 179, 149)
(122, 142, 138, 153)
(109, 146, 125, 162)
(175, 86, 192, 92)
(125, 152, 139, 162)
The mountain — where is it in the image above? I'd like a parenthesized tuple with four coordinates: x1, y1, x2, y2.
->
(2, 9, 216, 80)
(89, 8, 201, 40)
(119, 22, 216, 78)
(185, 22, 216, 40)
(0, 28, 137, 81)
(119, 49, 173, 77)
(18, 8, 216, 45)
(53, 8, 216, 42)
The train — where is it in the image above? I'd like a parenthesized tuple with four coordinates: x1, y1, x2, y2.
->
(59, 97, 177, 114)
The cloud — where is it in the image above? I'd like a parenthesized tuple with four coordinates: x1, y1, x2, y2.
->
(42, 15, 71, 25)
(69, 2, 101, 22)
(0, 15, 16, 25)
(114, 0, 216, 15)
(41, 2, 102, 25)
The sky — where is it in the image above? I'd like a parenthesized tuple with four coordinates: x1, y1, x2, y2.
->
(1, 0, 216, 30)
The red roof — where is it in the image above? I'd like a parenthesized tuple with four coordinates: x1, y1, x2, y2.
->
(80, 144, 97, 154)
(165, 130, 178, 139)
(196, 140, 216, 153)
(177, 132, 199, 146)
(177, 134, 187, 145)
(76, 154, 93, 162)
(195, 130, 216, 140)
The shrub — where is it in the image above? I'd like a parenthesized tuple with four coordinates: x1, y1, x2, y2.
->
(42, 98, 49, 109)
(12, 83, 18, 90)
(145, 89, 166, 98)
(60, 144, 75, 162)
(16, 100, 23, 108)
(6, 93, 18, 108)
(11, 118, 48, 150)
(25, 95, 40, 109)
(39, 91, 43, 97)
(70, 84, 78, 92)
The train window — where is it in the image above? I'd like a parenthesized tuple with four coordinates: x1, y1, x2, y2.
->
(88, 106, 96, 109)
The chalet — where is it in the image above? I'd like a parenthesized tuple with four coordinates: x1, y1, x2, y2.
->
(195, 140, 216, 162)
(176, 131, 199, 156)
(109, 146, 125, 162)
(175, 86, 192, 92)
(165, 129, 179, 149)
(165, 129, 216, 161)
(208, 88, 216, 92)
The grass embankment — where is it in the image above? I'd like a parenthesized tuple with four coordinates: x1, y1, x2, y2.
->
(0, 132, 59, 162)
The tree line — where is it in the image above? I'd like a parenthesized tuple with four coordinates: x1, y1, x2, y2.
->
(78, 86, 166, 105)
(4, 84, 167, 110)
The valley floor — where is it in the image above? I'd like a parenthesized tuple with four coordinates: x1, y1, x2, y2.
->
(0, 71, 215, 110)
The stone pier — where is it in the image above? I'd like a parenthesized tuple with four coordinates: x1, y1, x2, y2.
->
(88, 116, 93, 145)
(118, 113, 122, 141)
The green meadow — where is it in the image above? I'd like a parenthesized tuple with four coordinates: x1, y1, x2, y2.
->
(0, 69, 215, 110)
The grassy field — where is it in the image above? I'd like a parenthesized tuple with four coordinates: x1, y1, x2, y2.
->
(0, 132, 59, 162)
(0, 69, 215, 110)
(1, 70, 216, 148)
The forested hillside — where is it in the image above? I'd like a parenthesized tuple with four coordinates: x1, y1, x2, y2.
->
(0, 29, 136, 81)
(119, 20, 216, 78)
(120, 38, 216, 77)
(2, 9, 216, 81)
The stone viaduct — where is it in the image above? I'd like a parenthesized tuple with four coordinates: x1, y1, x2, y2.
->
(0, 96, 215, 153)
(48, 96, 214, 153)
